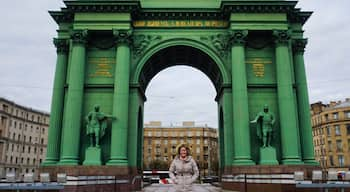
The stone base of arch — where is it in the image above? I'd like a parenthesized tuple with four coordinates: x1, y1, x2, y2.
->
(39, 166, 141, 192)
(221, 165, 320, 192)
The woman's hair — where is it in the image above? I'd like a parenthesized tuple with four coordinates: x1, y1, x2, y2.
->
(177, 143, 191, 156)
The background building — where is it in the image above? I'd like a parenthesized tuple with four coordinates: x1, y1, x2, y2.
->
(143, 121, 219, 177)
(311, 98, 350, 170)
(0, 97, 49, 178)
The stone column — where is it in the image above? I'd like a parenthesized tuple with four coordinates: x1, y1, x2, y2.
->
(293, 39, 318, 165)
(273, 30, 302, 165)
(107, 30, 131, 165)
(230, 30, 255, 165)
(42, 38, 68, 165)
(59, 30, 87, 165)
(221, 87, 233, 168)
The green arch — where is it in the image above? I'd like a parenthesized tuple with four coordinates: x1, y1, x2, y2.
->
(132, 38, 230, 88)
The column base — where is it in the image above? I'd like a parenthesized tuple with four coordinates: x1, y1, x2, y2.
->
(232, 158, 255, 165)
(282, 158, 304, 165)
(58, 159, 79, 165)
(41, 158, 59, 166)
(303, 159, 319, 165)
(106, 158, 128, 166)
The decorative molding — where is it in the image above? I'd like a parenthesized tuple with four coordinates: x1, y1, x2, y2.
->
(71, 30, 88, 45)
(113, 30, 132, 45)
(133, 12, 227, 20)
(273, 30, 291, 45)
(229, 30, 248, 46)
(200, 33, 229, 58)
(132, 35, 162, 58)
(53, 38, 69, 53)
(292, 39, 308, 53)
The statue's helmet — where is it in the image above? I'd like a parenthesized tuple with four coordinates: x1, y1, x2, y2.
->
(94, 105, 100, 111)
(263, 104, 269, 110)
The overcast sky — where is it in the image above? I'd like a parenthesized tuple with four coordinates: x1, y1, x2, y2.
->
(0, 0, 349, 128)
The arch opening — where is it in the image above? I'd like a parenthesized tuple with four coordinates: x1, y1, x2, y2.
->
(138, 45, 223, 93)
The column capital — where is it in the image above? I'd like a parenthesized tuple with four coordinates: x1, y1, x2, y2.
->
(273, 30, 291, 45)
(71, 30, 88, 45)
(229, 30, 248, 46)
(53, 38, 69, 54)
(113, 29, 132, 45)
(292, 39, 308, 53)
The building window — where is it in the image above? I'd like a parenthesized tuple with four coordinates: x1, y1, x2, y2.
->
(333, 113, 339, 120)
(329, 156, 334, 166)
(325, 114, 329, 121)
(345, 111, 350, 119)
(163, 132, 168, 137)
(204, 140, 208, 145)
(196, 131, 200, 137)
(338, 155, 344, 167)
(155, 146, 160, 154)
(197, 139, 200, 145)
(335, 125, 341, 136)
(347, 124, 350, 135)
(336, 140, 342, 152)
(188, 131, 192, 137)
(196, 148, 200, 154)
(164, 148, 168, 154)
(328, 141, 332, 152)
(148, 139, 151, 145)
(326, 126, 331, 136)
(164, 140, 168, 145)
(156, 132, 161, 137)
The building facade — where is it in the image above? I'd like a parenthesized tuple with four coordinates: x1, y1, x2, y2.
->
(0, 98, 49, 178)
(311, 99, 350, 170)
(143, 121, 218, 176)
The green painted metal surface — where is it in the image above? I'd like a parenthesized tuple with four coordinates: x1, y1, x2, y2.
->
(44, 0, 316, 171)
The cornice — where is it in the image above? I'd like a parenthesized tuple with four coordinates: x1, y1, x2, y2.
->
(49, 10, 74, 24)
(64, 0, 140, 12)
(49, 0, 311, 25)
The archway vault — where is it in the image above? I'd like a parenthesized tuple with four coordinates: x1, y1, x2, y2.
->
(132, 39, 230, 93)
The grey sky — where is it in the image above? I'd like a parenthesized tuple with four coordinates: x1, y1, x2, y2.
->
(0, 1, 349, 128)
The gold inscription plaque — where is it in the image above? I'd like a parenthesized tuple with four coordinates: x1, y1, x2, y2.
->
(88, 57, 114, 78)
(246, 58, 272, 78)
(133, 20, 228, 28)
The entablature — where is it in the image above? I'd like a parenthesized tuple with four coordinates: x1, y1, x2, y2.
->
(50, 0, 311, 26)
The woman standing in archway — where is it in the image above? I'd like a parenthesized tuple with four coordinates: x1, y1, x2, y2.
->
(169, 143, 199, 192)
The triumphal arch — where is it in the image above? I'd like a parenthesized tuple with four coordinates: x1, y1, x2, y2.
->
(42, 0, 318, 191)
